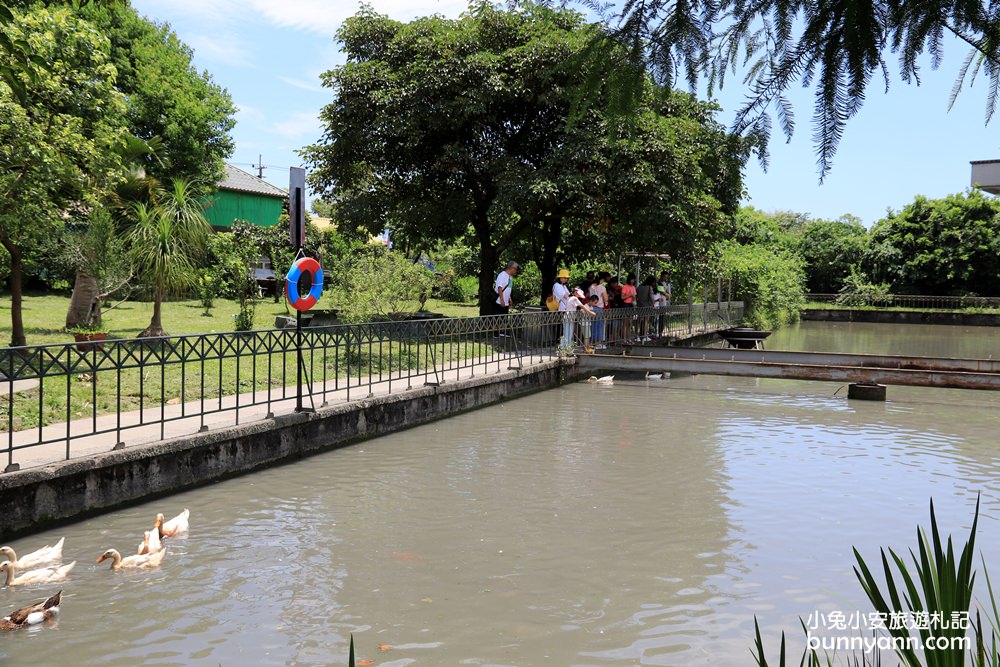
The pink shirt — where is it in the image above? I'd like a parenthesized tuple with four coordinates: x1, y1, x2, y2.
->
(621, 284, 636, 305)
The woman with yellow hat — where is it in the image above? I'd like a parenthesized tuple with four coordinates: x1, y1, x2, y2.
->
(552, 269, 573, 348)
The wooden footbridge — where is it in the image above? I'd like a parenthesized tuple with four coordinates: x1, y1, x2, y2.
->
(577, 346, 1000, 391)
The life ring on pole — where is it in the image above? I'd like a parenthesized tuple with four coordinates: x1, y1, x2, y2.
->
(285, 257, 323, 312)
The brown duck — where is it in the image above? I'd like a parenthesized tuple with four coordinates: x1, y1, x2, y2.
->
(0, 590, 61, 631)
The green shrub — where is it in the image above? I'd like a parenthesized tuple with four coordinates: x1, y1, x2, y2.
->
(434, 271, 478, 303)
(329, 247, 435, 322)
(718, 241, 805, 329)
(835, 270, 892, 307)
(511, 261, 542, 306)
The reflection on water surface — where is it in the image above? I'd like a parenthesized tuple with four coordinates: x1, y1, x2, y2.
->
(2, 321, 998, 665)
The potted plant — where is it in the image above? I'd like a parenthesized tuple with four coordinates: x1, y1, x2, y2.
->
(66, 322, 110, 351)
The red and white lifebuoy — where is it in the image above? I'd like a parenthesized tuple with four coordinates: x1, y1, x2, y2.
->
(284, 256, 323, 312)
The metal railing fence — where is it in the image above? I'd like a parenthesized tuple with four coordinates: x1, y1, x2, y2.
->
(806, 294, 1000, 310)
(0, 303, 741, 470)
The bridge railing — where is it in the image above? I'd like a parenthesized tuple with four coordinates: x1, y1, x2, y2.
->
(0, 302, 742, 470)
(806, 293, 1000, 310)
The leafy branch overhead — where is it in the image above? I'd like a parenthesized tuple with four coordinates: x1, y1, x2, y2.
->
(592, 0, 1000, 179)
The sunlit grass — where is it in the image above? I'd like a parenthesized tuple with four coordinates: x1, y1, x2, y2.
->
(0, 292, 479, 347)
(0, 293, 494, 432)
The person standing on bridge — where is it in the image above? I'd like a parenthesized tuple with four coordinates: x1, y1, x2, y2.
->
(621, 273, 637, 343)
(553, 269, 573, 349)
(589, 273, 609, 349)
(659, 271, 672, 306)
(653, 284, 667, 337)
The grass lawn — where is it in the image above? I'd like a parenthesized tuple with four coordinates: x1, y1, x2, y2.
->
(0, 293, 481, 348)
(0, 293, 489, 433)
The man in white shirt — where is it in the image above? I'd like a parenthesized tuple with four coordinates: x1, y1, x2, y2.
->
(494, 260, 519, 315)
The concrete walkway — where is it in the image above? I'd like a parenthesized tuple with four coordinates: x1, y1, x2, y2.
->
(3, 349, 555, 472)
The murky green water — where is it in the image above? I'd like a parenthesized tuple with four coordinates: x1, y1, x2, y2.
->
(2, 321, 999, 665)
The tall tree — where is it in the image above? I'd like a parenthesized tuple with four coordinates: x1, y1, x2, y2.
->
(0, 6, 125, 346)
(304, 3, 748, 313)
(79, 2, 236, 184)
(798, 215, 868, 293)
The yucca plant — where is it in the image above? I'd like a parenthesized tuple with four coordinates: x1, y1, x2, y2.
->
(750, 617, 884, 666)
(971, 562, 1000, 667)
(753, 497, 993, 666)
(853, 497, 979, 667)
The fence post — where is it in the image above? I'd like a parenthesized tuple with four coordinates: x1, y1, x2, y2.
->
(687, 284, 693, 334)
(702, 283, 708, 331)
(717, 276, 722, 327)
(727, 279, 732, 325)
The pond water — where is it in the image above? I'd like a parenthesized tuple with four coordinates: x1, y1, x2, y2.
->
(2, 321, 999, 666)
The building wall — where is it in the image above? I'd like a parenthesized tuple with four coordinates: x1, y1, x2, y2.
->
(204, 190, 283, 229)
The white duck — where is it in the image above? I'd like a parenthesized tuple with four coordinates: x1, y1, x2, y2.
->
(645, 371, 664, 380)
(587, 375, 615, 385)
(0, 560, 75, 586)
(97, 548, 166, 571)
(137, 528, 162, 556)
(0, 590, 61, 631)
(0, 537, 65, 570)
(155, 509, 190, 539)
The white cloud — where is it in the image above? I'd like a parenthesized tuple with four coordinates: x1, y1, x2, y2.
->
(269, 110, 322, 140)
(246, 0, 469, 35)
(137, 0, 242, 24)
(186, 32, 253, 67)
(279, 76, 327, 94)
(235, 103, 265, 123)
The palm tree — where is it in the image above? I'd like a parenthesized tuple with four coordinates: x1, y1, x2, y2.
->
(65, 135, 164, 330)
(128, 177, 211, 337)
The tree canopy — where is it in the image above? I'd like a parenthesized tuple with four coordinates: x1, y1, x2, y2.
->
(79, 2, 236, 185)
(304, 2, 749, 312)
(864, 189, 1000, 295)
(0, 6, 125, 346)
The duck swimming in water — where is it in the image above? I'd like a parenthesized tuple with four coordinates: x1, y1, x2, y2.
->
(0, 560, 75, 586)
(0, 590, 61, 631)
(137, 528, 161, 556)
(587, 375, 614, 385)
(155, 509, 190, 539)
(0, 537, 65, 570)
(97, 548, 166, 571)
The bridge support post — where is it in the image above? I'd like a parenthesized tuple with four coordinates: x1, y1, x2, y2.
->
(848, 383, 886, 401)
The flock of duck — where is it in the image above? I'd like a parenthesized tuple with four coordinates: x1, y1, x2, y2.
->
(1, 509, 189, 631)
(586, 372, 666, 385)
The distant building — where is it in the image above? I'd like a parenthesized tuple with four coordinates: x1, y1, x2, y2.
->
(203, 164, 288, 229)
(970, 159, 1000, 195)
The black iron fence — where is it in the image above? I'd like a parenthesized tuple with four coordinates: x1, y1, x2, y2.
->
(1, 303, 742, 471)
(806, 294, 1000, 310)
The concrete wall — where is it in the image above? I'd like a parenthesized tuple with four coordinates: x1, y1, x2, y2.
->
(0, 359, 582, 538)
(802, 309, 1000, 327)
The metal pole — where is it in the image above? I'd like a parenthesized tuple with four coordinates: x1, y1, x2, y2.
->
(294, 182, 304, 413)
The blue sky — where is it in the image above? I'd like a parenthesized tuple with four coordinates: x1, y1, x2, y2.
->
(131, 0, 1000, 228)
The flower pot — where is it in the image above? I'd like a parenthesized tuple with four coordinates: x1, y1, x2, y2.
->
(74, 332, 108, 351)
